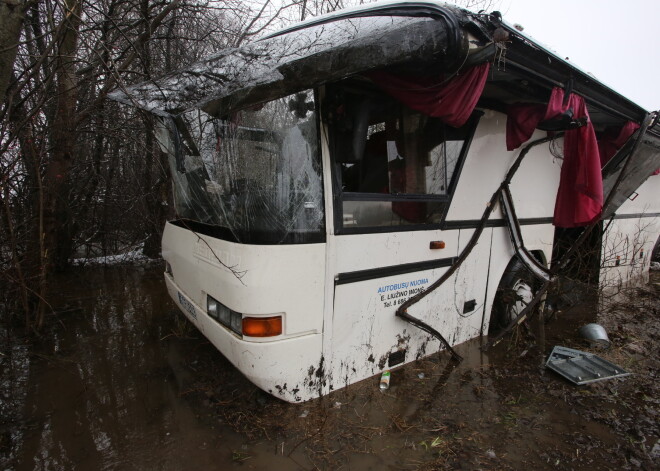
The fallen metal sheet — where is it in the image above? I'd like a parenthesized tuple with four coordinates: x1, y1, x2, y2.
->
(545, 346, 631, 385)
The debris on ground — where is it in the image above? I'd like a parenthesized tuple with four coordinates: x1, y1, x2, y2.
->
(545, 345, 630, 385)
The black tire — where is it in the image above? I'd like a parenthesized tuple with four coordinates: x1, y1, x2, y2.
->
(652, 236, 660, 263)
(489, 257, 539, 335)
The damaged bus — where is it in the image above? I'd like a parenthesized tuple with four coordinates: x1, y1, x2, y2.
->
(110, 1, 660, 402)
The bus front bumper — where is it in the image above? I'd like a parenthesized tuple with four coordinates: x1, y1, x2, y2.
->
(164, 273, 325, 402)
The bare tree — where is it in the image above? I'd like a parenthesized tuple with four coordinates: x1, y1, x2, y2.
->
(0, 0, 311, 332)
(0, 0, 30, 101)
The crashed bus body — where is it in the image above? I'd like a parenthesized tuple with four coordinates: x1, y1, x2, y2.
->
(110, 1, 660, 402)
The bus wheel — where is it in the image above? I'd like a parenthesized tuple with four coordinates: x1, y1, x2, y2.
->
(652, 235, 660, 263)
(489, 257, 537, 335)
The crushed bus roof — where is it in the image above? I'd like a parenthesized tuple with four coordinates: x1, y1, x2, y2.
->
(109, 7, 467, 117)
(109, 1, 649, 125)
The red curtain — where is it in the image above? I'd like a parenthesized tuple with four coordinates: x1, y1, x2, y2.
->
(598, 121, 640, 166)
(366, 63, 490, 128)
(551, 89, 603, 228)
(505, 103, 546, 151)
(507, 87, 603, 228)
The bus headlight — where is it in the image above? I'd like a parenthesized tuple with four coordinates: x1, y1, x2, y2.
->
(207, 296, 219, 320)
(217, 302, 231, 326)
(207, 295, 241, 335)
(230, 310, 243, 334)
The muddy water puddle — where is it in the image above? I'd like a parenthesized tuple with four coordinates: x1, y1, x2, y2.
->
(2, 266, 656, 470)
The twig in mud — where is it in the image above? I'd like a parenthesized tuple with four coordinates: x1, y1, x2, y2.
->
(422, 422, 449, 433)
(352, 424, 382, 431)
(231, 450, 252, 462)
(287, 414, 328, 457)
(285, 453, 310, 471)
(390, 414, 416, 432)
(30, 351, 76, 364)
(159, 329, 196, 341)
(179, 387, 211, 397)
(258, 421, 272, 441)
(352, 407, 367, 420)
(351, 431, 377, 441)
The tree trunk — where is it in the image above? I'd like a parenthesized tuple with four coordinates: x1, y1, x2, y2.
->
(141, 0, 172, 258)
(39, 0, 82, 327)
(0, 0, 28, 101)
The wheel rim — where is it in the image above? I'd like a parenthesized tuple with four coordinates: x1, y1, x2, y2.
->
(506, 279, 534, 323)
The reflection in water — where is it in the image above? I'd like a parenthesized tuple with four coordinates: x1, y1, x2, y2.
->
(2, 266, 234, 471)
(0, 327, 30, 468)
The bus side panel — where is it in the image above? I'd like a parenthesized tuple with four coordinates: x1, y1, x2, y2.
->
(518, 224, 555, 266)
(445, 111, 560, 222)
(329, 229, 460, 392)
(600, 217, 659, 290)
(330, 269, 442, 391)
(447, 110, 560, 223)
(332, 230, 458, 274)
(614, 178, 660, 216)
(481, 227, 514, 330)
(406, 227, 496, 346)
(328, 228, 496, 392)
(507, 137, 562, 220)
(331, 268, 446, 389)
(444, 110, 558, 335)
(452, 227, 495, 339)
(600, 177, 660, 291)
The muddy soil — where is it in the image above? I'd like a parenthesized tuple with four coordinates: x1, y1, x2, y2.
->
(1, 266, 658, 470)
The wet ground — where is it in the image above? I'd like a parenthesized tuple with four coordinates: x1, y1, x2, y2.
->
(1, 265, 658, 470)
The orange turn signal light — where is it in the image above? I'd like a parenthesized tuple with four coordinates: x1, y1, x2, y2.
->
(429, 241, 446, 249)
(242, 316, 283, 337)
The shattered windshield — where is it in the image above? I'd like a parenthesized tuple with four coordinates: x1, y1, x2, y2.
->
(158, 90, 324, 244)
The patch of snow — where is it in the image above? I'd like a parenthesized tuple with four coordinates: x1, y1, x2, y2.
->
(71, 246, 155, 267)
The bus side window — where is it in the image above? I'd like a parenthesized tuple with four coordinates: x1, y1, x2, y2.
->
(328, 80, 474, 230)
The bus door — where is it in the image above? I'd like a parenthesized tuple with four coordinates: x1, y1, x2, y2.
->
(323, 79, 487, 389)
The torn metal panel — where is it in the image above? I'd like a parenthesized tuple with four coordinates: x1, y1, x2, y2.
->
(546, 346, 631, 385)
(602, 116, 660, 219)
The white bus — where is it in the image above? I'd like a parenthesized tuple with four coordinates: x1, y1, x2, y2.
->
(111, 1, 660, 402)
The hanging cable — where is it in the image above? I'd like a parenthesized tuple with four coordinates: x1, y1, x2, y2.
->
(395, 135, 560, 361)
